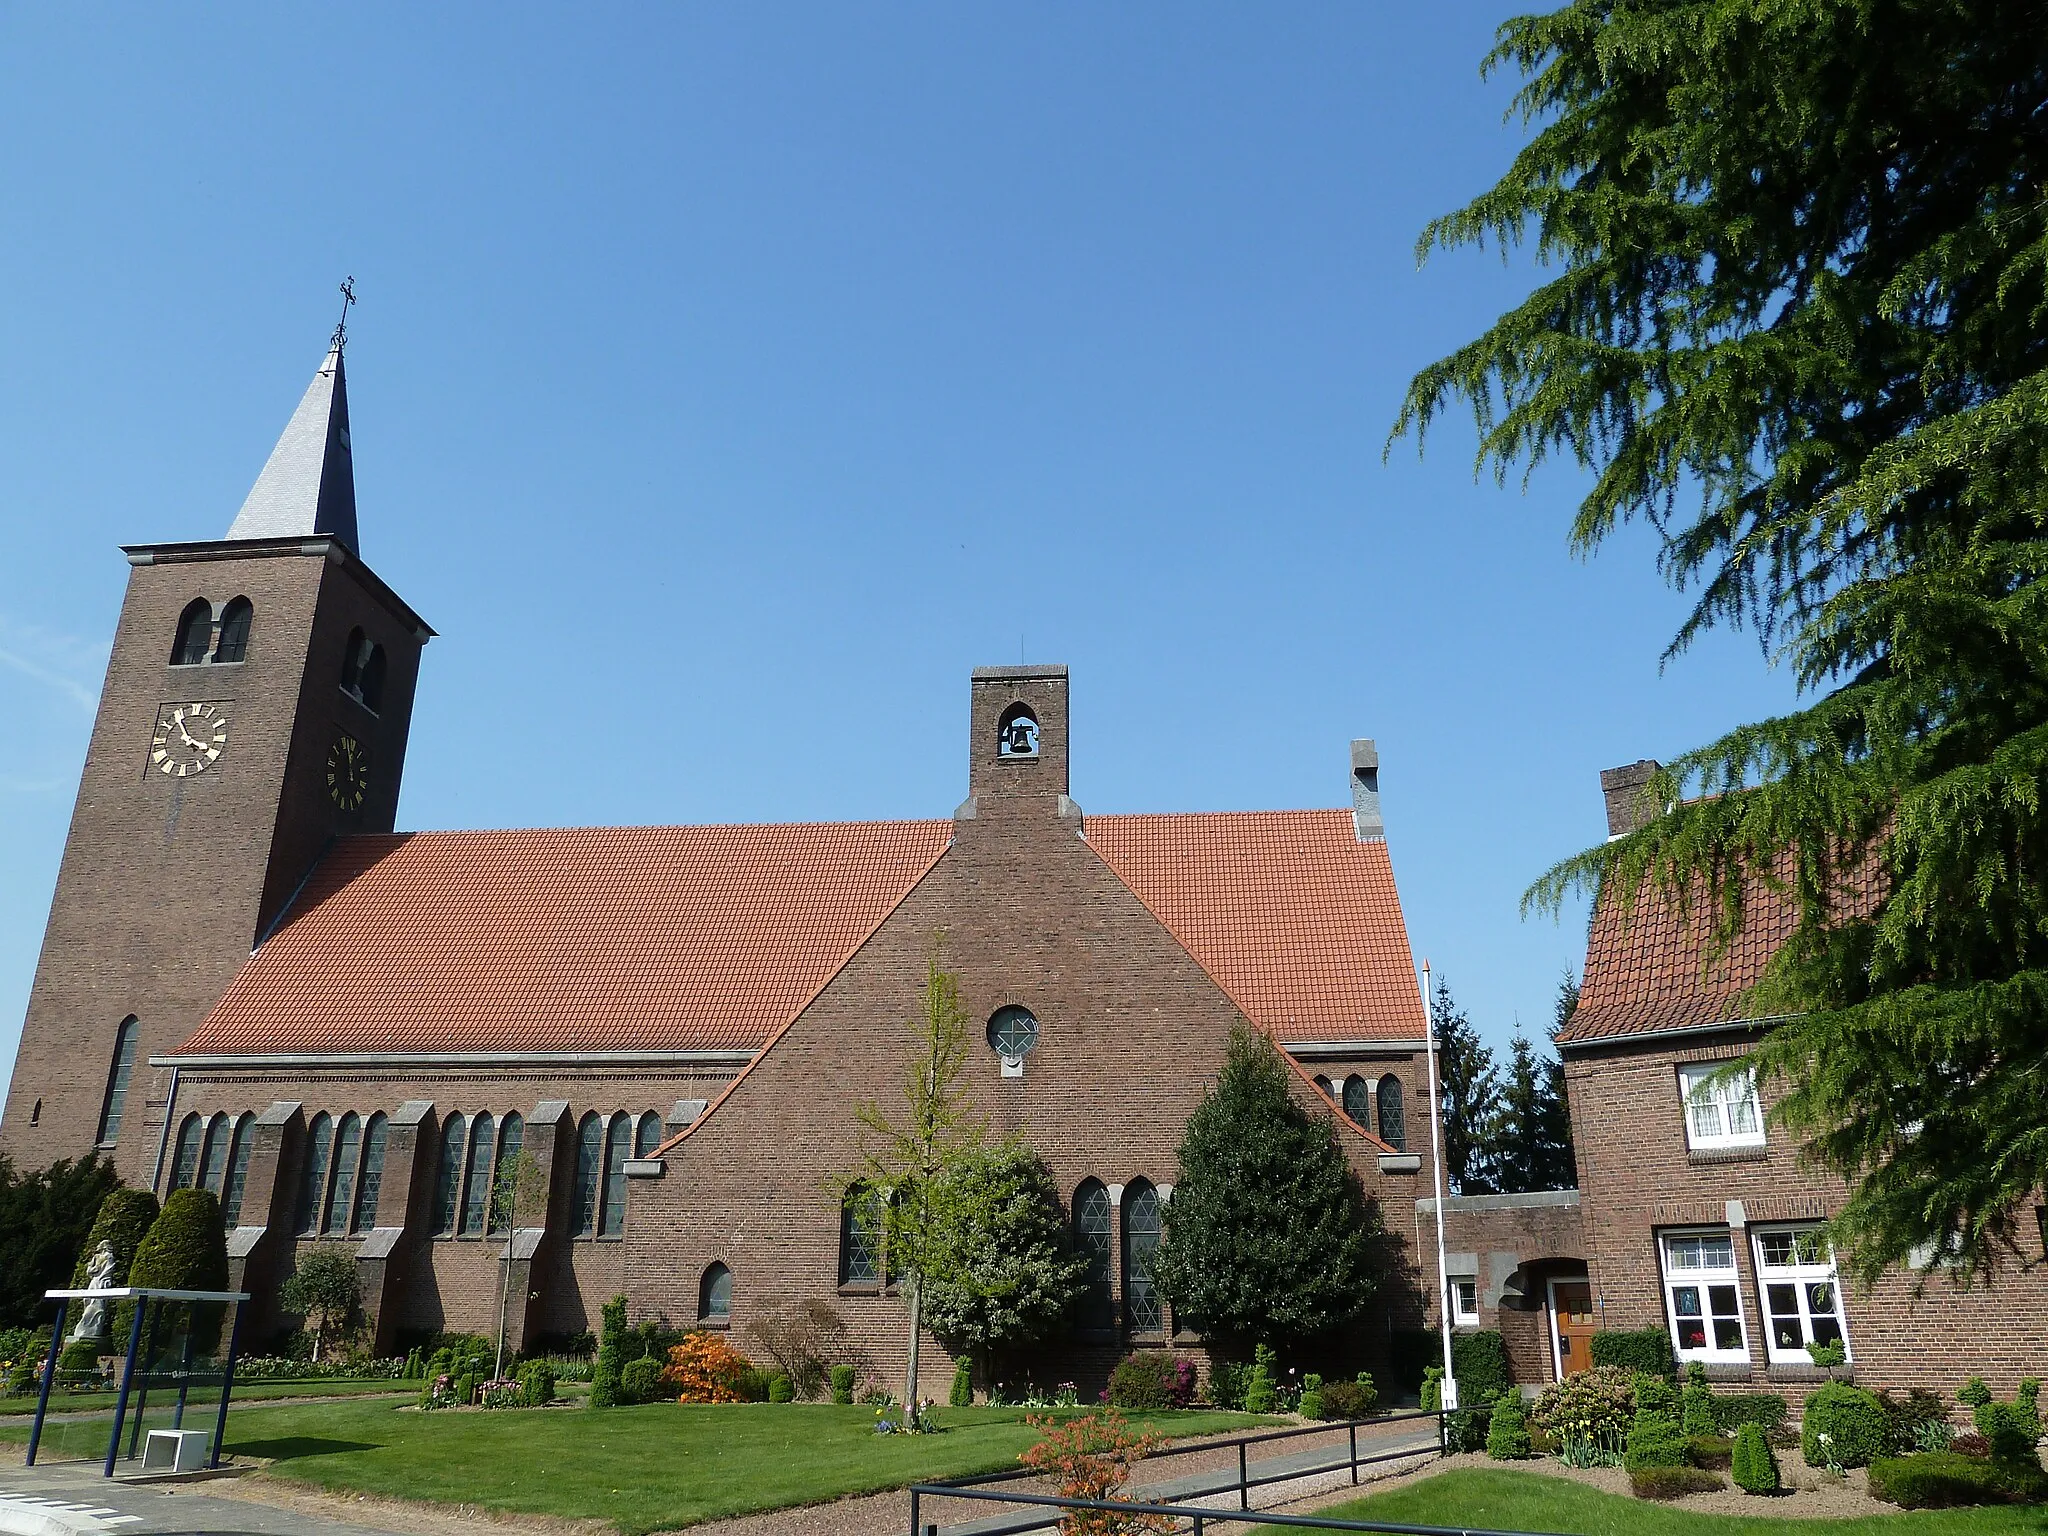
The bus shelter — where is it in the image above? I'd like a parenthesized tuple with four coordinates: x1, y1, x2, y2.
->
(29, 1286, 249, 1477)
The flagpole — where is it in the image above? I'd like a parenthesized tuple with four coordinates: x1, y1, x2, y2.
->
(1422, 959, 1457, 1411)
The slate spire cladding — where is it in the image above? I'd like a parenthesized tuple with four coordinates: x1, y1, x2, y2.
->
(225, 344, 358, 552)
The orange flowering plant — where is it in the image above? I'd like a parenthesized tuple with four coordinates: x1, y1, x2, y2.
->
(1017, 1407, 1170, 1536)
(661, 1331, 752, 1404)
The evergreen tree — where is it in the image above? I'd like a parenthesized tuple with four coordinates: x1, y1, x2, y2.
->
(129, 1188, 230, 1351)
(1397, 0, 2048, 1277)
(1149, 1022, 1386, 1350)
(1492, 1029, 1577, 1194)
(1537, 972, 1580, 1189)
(1430, 976, 1501, 1195)
(0, 1155, 119, 1329)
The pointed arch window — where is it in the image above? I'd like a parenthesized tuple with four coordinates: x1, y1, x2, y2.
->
(221, 1114, 256, 1227)
(169, 1114, 203, 1191)
(432, 1114, 466, 1236)
(460, 1112, 496, 1236)
(1075, 1180, 1114, 1331)
(635, 1112, 662, 1158)
(1123, 1181, 1164, 1335)
(489, 1113, 525, 1233)
(199, 1113, 232, 1194)
(599, 1113, 631, 1236)
(570, 1112, 603, 1236)
(171, 600, 213, 666)
(1377, 1076, 1406, 1153)
(1342, 1076, 1372, 1131)
(353, 1113, 389, 1231)
(213, 597, 252, 663)
(699, 1262, 732, 1322)
(97, 1018, 139, 1147)
(325, 1113, 362, 1234)
(295, 1112, 333, 1234)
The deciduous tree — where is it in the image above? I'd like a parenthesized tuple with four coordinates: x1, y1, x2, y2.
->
(278, 1248, 360, 1362)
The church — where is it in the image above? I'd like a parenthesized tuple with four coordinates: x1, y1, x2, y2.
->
(0, 339, 1439, 1379)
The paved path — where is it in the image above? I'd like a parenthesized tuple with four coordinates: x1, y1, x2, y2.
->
(0, 1465, 405, 1536)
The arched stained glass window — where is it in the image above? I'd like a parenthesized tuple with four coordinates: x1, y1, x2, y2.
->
(295, 1113, 332, 1234)
(488, 1113, 525, 1233)
(1342, 1076, 1372, 1130)
(599, 1113, 630, 1236)
(221, 1114, 255, 1227)
(699, 1262, 732, 1321)
(840, 1185, 884, 1285)
(1123, 1181, 1163, 1335)
(199, 1113, 231, 1194)
(213, 597, 252, 663)
(431, 1114, 466, 1236)
(353, 1114, 389, 1231)
(636, 1111, 662, 1158)
(96, 1018, 139, 1147)
(571, 1113, 603, 1236)
(1075, 1180, 1114, 1331)
(171, 599, 213, 666)
(325, 1113, 361, 1234)
(460, 1112, 496, 1236)
(169, 1114, 203, 1191)
(1377, 1076, 1406, 1153)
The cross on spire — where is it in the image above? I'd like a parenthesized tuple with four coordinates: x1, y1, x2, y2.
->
(332, 275, 356, 352)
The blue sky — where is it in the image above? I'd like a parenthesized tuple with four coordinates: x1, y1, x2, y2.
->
(0, 5, 1799, 1094)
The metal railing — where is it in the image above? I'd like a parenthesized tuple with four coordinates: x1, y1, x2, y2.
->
(908, 1408, 1449, 1536)
(909, 1484, 1558, 1536)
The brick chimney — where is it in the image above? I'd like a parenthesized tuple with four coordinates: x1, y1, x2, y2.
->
(1351, 740, 1383, 842)
(1599, 759, 1661, 838)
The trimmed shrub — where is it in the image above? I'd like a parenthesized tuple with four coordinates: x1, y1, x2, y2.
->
(949, 1360, 973, 1408)
(590, 1295, 626, 1408)
(1633, 1371, 1679, 1418)
(1108, 1352, 1196, 1410)
(768, 1373, 795, 1403)
(1487, 1391, 1532, 1460)
(1975, 1403, 2040, 1470)
(1732, 1422, 1779, 1493)
(1447, 1331, 1511, 1452)
(1590, 1326, 1675, 1380)
(1297, 1374, 1325, 1420)
(1960, 1377, 1994, 1408)
(830, 1364, 856, 1405)
(1687, 1434, 1733, 1469)
(1870, 1452, 2045, 1509)
(1680, 1379, 1715, 1436)
(128, 1189, 229, 1351)
(620, 1357, 663, 1403)
(1710, 1393, 1788, 1434)
(1315, 1378, 1377, 1420)
(1629, 1465, 1721, 1500)
(58, 1338, 100, 1374)
(516, 1359, 557, 1406)
(1802, 1382, 1887, 1470)
(736, 1367, 773, 1402)
(1625, 1411, 1690, 1471)
(454, 1370, 480, 1405)
(1242, 1345, 1278, 1414)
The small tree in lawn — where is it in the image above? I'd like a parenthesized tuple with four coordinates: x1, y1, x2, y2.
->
(489, 1149, 548, 1379)
(278, 1248, 361, 1362)
(1148, 1022, 1386, 1354)
(849, 939, 984, 1425)
(918, 1140, 1090, 1392)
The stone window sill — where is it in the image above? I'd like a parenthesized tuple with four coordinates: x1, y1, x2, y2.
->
(1689, 1145, 1769, 1165)
(695, 1317, 730, 1331)
(1768, 1362, 1853, 1383)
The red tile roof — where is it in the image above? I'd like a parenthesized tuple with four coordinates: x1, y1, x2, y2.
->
(1087, 810, 1427, 1041)
(178, 823, 952, 1058)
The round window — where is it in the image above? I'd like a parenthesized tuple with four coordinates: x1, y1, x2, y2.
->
(987, 1006, 1039, 1058)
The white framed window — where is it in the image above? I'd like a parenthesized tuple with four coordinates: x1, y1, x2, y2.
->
(1449, 1277, 1480, 1325)
(1659, 1229, 1749, 1364)
(1752, 1225, 1849, 1364)
(1678, 1062, 1764, 1150)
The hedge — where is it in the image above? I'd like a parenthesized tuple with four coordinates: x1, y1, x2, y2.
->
(1870, 1453, 2047, 1509)
(1446, 1332, 1511, 1452)
(1630, 1466, 1722, 1500)
(1590, 1327, 1675, 1379)
(1710, 1393, 1788, 1433)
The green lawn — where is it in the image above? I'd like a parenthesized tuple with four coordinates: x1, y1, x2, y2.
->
(1263, 1468, 2048, 1536)
(5, 1397, 1267, 1534)
(0, 1378, 416, 1416)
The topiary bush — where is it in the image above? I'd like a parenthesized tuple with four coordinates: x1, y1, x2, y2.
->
(620, 1356, 662, 1404)
(1242, 1345, 1278, 1414)
(1680, 1366, 1715, 1436)
(1687, 1434, 1733, 1469)
(1315, 1377, 1377, 1419)
(830, 1363, 856, 1405)
(1625, 1410, 1691, 1471)
(1634, 1371, 1679, 1418)
(1590, 1327, 1675, 1380)
(1629, 1465, 1722, 1500)
(128, 1188, 229, 1351)
(1870, 1452, 2042, 1509)
(1802, 1383, 1888, 1470)
(590, 1295, 627, 1408)
(1731, 1422, 1779, 1493)
(949, 1359, 972, 1407)
(516, 1359, 557, 1406)
(1487, 1390, 1532, 1459)
(58, 1338, 101, 1375)
(1108, 1352, 1196, 1410)
(1297, 1373, 1325, 1420)
(1975, 1403, 2042, 1472)
(768, 1372, 795, 1403)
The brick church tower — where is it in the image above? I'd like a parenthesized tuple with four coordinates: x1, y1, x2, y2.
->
(0, 338, 432, 1184)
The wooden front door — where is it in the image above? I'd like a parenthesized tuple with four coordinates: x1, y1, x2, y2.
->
(1551, 1279, 1597, 1378)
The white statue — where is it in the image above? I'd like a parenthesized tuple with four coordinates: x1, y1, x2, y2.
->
(68, 1240, 119, 1344)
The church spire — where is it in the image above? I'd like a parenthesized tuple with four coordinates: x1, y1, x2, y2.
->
(226, 287, 360, 552)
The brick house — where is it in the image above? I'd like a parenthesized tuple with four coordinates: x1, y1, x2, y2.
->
(0, 342, 1437, 1383)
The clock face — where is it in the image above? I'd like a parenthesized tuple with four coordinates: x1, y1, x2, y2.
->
(327, 733, 371, 811)
(151, 702, 229, 777)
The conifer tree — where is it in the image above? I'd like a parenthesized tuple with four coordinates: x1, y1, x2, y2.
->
(1398, 0, 2048, 1277)
(1149, 1022, 1386, 1350)
(1430, 975, 1501, 1195)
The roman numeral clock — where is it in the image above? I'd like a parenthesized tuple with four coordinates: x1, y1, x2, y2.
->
(150, 702, 229, 777)
(327, 732, 370, 812)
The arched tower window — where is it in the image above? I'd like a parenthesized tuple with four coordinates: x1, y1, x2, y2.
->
(699, 1262, 732, 1322)
(325, 1113, 362, 1234)
(171, 600, 213, 666)
(460, 1112, 496, 1236)
(339, 628, 367, 695)
(996, 701, 1040, 759)
(570, 1112, 603, 1236)
(221, 1114, 255, 1227)
(198, 1113, 232, 1194)
(635, 1112, 662, 1158)
(1377, 1076, 1406, 1153)
(353, 1113, 389, 1231)
(1074, 1179, 1114, 1331)
(1123, 1181, 1163, 1335)
(96, 1018, 139, 1147)
(295, 1112, 333, 1234)
(168, 1113, 203, 1191)
(489, 1113, 525, 1233)
(358, 644, 387, 713)
(431, 1114, 466, 1236)
(1342, 1075, 1372, 1130)
(840, 1184, 884, 1285)
(213, 597, 252, 663)
(599, 1113, 631, 1236)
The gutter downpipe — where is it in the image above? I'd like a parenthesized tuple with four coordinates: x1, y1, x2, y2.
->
(1421, 959, 1457, 1413)
(148, 1066, 181, 1193)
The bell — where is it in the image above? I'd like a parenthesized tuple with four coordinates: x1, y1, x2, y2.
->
(1005, 721, 1036, 755)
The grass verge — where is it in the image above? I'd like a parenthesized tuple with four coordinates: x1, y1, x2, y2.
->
(0, 1378, 416, 1415)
